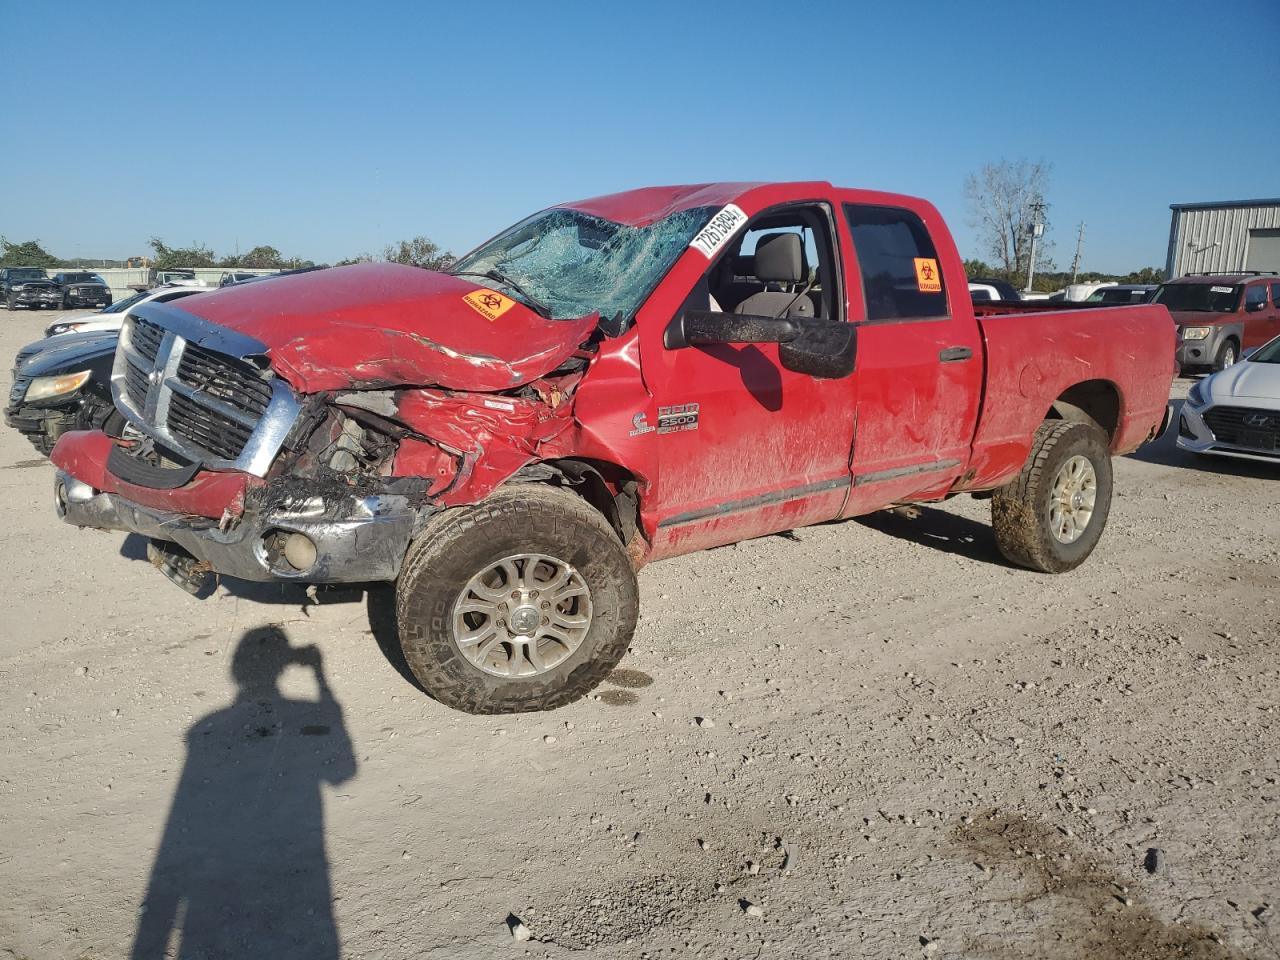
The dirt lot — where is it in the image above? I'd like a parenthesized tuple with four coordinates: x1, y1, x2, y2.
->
(1, 309, 1277, 960)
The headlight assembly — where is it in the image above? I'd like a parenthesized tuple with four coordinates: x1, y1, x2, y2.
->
(1181, 326, 1211, 341)
(24, 370, 91, 402)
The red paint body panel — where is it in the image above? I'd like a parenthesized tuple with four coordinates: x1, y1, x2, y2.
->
(51, 431, 252, 519)
(167, 262, 597, 392)
(54, 182, 1177, 575)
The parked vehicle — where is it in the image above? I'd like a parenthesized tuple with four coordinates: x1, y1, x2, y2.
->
(49, 182, 1174, 714)
(50, 271, 113, 310)
(129, 268, 209, 292)
(220, 271, 265, 287)
(2, 267, 61, 310)
(1153, 272, 1280, 373)
(1177, 334, 1280, 462)
(1050, 282, 1117, 302)
(969, 283, 1001, 302)
(968, 277, 1022, 301)
(1084, 284, 1157, 305)
(7, 330, 124, 454)
(44, 285, 209, 337)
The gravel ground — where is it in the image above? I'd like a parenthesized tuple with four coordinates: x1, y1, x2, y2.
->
(1, 310, 1277, 960)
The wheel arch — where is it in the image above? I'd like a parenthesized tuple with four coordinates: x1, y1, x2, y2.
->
(1048, 379, 1122, 441)
(508, 457, 642, 547)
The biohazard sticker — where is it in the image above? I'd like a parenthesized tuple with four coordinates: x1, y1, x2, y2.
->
(913, 258, 942, 293)
(462, 289, 517, 322)
(690, 204, 748, 258)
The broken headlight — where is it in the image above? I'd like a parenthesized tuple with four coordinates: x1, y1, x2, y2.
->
(24, 370, 91, 402)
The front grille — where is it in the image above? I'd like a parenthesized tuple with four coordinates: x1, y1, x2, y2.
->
(176, 343, 272, 417)
(8, 376, 29, 407)
(166, 389, 255, 460)
(113, 311, 297, 475)
(1202, 405, 1280, 452)
(131, 317, 164, 364)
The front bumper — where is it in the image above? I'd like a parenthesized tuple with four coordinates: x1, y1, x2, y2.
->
(1176, 401, 1280, 463)
(56, 471, 419, 583)
(10, 291, 61, 307)
(64, 291, 111, 307)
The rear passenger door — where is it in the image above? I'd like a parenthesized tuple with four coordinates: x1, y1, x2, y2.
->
(838, 203, 983, 514)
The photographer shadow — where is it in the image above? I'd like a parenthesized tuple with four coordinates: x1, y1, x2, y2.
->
(131, 627, 356, 960)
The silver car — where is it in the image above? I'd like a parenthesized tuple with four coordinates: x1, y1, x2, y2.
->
(1178, 335, 1280, 463)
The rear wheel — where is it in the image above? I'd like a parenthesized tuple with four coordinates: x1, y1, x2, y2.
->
(991, 420, 1113, 573)
(1213, 340, 1237, 372)
(396, 485, 638, 714)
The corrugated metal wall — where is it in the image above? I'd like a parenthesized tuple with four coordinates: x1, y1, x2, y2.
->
(1166, 203, 1280, 277)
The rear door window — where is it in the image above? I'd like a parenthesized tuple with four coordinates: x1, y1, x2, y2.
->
(843, 204, 948, 321)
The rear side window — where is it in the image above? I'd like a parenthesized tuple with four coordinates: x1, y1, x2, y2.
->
(1246, 285, 1267, 309)
(1272, 283, 1280, 306)
(844, 204, 948, 321)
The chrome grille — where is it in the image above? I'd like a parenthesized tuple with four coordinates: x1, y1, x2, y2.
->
(111, 306, 300, 477)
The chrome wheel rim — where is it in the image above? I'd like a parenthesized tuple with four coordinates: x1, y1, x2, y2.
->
(1048, 454, 1097, 545)
(1222, 347, 1236, 368)
(452, 553, 592, 678)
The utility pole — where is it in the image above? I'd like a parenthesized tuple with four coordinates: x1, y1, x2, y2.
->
(1025, 200, 1046, 293)
(1071, 222, 1085, 283)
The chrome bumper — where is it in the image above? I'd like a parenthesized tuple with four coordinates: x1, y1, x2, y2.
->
(55, 472, 419, 583)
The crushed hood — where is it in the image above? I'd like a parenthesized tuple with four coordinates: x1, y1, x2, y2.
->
(159, 262, 598, 393)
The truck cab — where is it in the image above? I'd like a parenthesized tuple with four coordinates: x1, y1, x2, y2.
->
(1154, 272, 1280, 372)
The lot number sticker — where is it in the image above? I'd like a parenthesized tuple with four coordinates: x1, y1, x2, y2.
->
(914, 257, 943, 293)
(690, 204, 748, 258)
(462, 289, 518, 322)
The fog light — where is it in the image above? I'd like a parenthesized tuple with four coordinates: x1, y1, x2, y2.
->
(283, 532, 318, 571)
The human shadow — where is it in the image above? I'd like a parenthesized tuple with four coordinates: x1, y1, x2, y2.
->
(131, 627, 357, 960)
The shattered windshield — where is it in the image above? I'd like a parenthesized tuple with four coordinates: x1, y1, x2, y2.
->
(1153, 283, 1241, 313)
(450, 205, 717, 321)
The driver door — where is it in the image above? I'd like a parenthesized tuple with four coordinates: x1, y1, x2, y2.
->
(642, 201, 858, 560)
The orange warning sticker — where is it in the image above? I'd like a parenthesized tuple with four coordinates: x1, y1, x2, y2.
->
(462, 289, 517, 322)
(913, 258, 942, 293)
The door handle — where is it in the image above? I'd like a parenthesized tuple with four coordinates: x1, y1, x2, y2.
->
(939, 346, 973, 363)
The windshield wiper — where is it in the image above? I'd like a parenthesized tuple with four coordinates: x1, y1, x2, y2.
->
(450, 270, 552, 320)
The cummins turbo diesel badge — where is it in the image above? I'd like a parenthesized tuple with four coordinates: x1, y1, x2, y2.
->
(689, 205, 748, 258)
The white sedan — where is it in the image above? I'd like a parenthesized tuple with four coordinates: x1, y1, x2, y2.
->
(1178, 335, 1280, 463)
(43, 285, 209, 337)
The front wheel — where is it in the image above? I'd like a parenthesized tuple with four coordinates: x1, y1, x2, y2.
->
(396, 485, 639, 714)
(991, 420, 1113, 573)
(1213, 340, 1237, 372)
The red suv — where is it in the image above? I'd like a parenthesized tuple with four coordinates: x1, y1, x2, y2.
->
(1154, 272, 1280, 373)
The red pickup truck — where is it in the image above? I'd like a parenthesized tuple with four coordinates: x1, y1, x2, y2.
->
(50, 182, 1174, 714)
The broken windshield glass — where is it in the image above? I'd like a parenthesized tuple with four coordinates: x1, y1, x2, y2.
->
(450, 206, 717, 322)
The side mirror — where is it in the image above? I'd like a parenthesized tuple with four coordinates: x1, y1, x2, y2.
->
(1246, 299, 1266, 312)
(665, 310, 856, 379)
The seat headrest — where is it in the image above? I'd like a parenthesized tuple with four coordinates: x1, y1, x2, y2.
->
(753, 233, 805, 284)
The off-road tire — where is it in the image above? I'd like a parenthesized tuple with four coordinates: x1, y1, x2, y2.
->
(991, 419, 1113, 573)
(1212, 339, 1237, 372)
(5, 295, 15, 310)
(396, 484, 639, 714)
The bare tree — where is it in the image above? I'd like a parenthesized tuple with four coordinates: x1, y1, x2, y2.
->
(964, 160, 1055, 280)
(382, 236, 455, 271)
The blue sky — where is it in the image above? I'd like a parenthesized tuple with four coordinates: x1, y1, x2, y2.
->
(2, 0, 1276, 272)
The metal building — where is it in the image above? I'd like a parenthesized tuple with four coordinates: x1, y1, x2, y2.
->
(1165, 198, 1280, 278)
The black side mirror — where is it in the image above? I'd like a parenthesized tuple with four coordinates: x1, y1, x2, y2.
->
(665, 310, 856, 379)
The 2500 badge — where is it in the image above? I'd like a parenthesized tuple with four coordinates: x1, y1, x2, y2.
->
(657, 403, 699, 434)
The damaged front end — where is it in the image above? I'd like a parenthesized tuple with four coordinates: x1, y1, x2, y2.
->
(51, 295, 592, 593)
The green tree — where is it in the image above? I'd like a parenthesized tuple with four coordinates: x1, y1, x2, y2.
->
(382, 236, 454, 271)
(240, 245, 285, 269)
(0, 237, 60, 268)
(963, 258, 995, 279)
(1120, 266, 1164, 284)
(149, 237, 217, 269)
